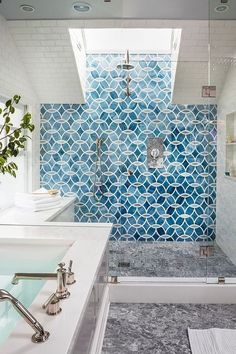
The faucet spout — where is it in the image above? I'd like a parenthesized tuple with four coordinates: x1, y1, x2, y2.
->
(11, 272, 57, 285)
(0, 289, 50, 343)
(11, 263, 71, 299)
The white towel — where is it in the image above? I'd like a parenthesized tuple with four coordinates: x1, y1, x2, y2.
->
(15, 200, 61, 212)
(15, 195, 61, 206)
(14, 188, 61, 211)
(188, 328, 236, 354)
(15, 188, 60, 202)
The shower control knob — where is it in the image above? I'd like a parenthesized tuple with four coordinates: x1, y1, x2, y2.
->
(43, 293, 61, 316)
(151, 148, 160, 159)
(67, 260, 76, 285)
(58, 262, 65, 270)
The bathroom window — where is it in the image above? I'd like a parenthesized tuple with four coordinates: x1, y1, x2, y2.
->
(81, 28, 173, 54)
(0, 97, 28, 209)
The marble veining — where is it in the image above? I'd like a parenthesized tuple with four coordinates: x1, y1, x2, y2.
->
(109, 241, 236, 277)
(102, 303, 236, 354)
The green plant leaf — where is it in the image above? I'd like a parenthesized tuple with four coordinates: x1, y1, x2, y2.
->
(0, 156, 6, 165)
(0, 95, 35, 177)
(13, 95, 20, 103)
(5, 99, 12, 108)
(10, 106, 15, 114)
(14, 130, 20, 138)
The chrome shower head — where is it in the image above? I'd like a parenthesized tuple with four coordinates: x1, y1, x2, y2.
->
(117, 50, 134, 71)
(117, 63, 134, 70)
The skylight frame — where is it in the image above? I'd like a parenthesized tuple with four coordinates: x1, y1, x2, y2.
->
(82, 28, 174, 54)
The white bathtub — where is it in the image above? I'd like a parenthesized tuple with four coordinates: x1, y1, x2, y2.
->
(0, 224, 111, 354)
(0, 238, 71, 348)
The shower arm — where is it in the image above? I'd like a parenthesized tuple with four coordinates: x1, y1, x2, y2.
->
(126, 74, 131, 97)
(126, 49, 130, 64)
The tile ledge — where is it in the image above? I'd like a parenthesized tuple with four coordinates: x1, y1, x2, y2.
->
(224, 176, 236, 182)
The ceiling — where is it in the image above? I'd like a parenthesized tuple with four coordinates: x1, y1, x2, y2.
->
(6, 17, 236, 104)
(1, 0, 236, 21)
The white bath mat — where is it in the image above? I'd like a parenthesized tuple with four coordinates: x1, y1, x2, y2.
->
(188, 328, 236, 354)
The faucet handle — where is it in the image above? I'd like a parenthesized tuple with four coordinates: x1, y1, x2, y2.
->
(43, 293, 61, 316)
(67, 260, 76, 285)
(58, 262, 66, 271)
(56, 263, 70, 299)
(68, 260, 73, 273)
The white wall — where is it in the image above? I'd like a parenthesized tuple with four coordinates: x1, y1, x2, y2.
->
(7, 19, 211, 105)
(216, 64, 236, 265)
(0, 15, 37, 104)
(69, 29, 86, 97)
(0, 14, 40, 203)
(8, 20, 86, 104)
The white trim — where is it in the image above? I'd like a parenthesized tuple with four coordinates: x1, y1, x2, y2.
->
(90, 286, 110, 354)
(109, 282, 236, 304)
(115, 276, 236, 285)
(85, 49, 172, 54)
(207, 277, 236, 284)
(116, 276, 207, 284)
(224, 175, 236, 182)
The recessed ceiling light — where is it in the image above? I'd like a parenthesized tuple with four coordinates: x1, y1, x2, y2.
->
(20, 4, 35, 12)
(214, 4, 229, 12)
(73, 2, 92, 13)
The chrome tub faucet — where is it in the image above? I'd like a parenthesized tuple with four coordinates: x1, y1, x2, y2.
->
(12, 272, 57, 285)
(56, 262, 70, 299)
(0, 289, 49, 343)
(11, 262, 71, 300)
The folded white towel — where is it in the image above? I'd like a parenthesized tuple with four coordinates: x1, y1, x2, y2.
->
(188, 328, 236, 354)
(15, 188, 60, 202)
(15, 200, 61, 212)
(15, 195, 61, 206)
(34, 201, 61, 212)
(14, 188, 61, 211)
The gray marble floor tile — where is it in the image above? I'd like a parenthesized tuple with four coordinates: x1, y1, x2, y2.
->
(102, 303, 236, 354)
(108, 241, 236, 278)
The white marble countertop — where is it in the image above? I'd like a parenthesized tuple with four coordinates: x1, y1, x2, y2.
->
(0, 197, 76, 225)
(0, 223, 112, 354)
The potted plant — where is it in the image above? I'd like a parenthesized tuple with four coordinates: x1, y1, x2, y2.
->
(0, 95, 34, 177)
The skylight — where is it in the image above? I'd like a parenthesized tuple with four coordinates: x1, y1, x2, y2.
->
(83, 28, 173, 54)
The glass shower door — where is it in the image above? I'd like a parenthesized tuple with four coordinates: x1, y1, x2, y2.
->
(109, 55, 213, 280)
(207, 0, 236, 283)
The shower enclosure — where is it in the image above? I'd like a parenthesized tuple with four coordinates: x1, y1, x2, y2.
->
(206, 0, 236, 283)
(39, 0, 236, 284)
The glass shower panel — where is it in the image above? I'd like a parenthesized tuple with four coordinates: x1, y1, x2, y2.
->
(207, 0, 236, 281)
(40, 34, 212, 280)
(84, 54, 122, 230)
(108, 53, 212, 279)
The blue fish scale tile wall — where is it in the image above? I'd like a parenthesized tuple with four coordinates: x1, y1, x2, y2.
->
(40, 54, 217, 241)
